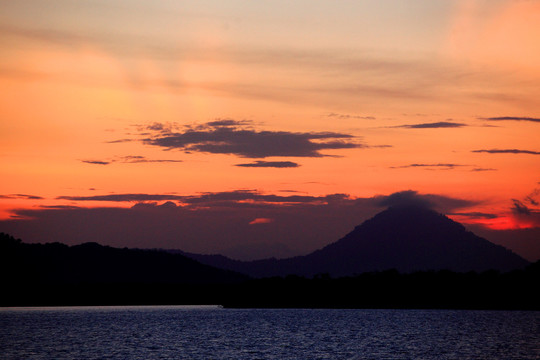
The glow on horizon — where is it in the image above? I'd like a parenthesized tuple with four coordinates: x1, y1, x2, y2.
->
(1, 1, 539, 257)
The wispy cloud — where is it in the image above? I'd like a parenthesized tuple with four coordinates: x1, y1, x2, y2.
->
(450, 212, 499, 220)
(118, 156, 183, 164)
(503, 189, 540, 229)
(234, 161, 300, 168)
(2, 19, 537, 109)
(81, 156, 182, 165)
(57, 194, 184, 202)
(82, 160, 111, 165)
(391, 121, 467, 129)
(105, 139, 133, 144)
(56, 190, 348, 205)
(480, 116, 540, 123)
(205, 119, 253, 127)
(512, 199, 531, 215)
(0, 23, 429, 77)
(55, 189, 476, 214)
(471, 168, 497, 172)
(326, 113, 376, 120)
(138, 120, 361, 158)
(472, 149, 540, 155)
(390, 163, 467, 170)
(525, 189, 540, 206)
(390, 164, 494, 172)
(0, 194, 44, 200)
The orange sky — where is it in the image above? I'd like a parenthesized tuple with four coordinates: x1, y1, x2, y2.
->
(1, 1, 539, 260)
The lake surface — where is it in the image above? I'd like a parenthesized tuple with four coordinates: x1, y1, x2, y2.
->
(0, 306, 538, 359)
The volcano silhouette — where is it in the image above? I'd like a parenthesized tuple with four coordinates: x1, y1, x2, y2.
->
(184, 205, 529, 277)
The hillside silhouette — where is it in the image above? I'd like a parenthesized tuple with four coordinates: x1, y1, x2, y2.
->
(180, 205, 529, 277)
(1, 230, 538, 309)
(0, 233, 247, 286)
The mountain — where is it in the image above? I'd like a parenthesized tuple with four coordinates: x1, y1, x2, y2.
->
(0, 233, 248, 286)
(181, 205, 530, 277)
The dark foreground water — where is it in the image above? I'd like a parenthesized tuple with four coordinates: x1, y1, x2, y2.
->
(0, 306, 538, 359)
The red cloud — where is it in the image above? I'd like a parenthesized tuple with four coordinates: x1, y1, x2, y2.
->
(249, 218, 274, 225)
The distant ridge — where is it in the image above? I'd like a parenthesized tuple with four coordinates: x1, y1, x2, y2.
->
(180, 205, 529, 277)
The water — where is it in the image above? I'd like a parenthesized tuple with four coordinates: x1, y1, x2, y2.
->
(0, 306, 538, 359)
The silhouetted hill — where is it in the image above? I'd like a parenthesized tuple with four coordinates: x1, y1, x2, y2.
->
(1, 232, 538, 309)
(0, 233, 248, 286)
(180, 206, 529, 277)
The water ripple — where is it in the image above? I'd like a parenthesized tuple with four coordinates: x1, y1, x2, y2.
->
(0, 307, 538, 359)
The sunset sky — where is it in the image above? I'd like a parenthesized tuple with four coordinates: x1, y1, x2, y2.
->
(1, 0, 539, 261)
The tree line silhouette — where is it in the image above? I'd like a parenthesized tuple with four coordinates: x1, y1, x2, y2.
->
(1, 233, 538, 309)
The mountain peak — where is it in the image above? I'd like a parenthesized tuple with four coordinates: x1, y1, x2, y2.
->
(359, 205, 465, 234)
(312, 206, 528, 276)
(182, 206, 530, 278)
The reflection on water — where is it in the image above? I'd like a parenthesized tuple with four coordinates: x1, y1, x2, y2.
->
(0, 307, 538, 359)
(0, 305, 222, 312)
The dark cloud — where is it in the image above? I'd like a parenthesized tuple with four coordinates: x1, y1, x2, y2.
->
(0, 194, 44, 200)
(390, 163, 466, 170)
(82, 160, 110, 165)
(449, 212, 499, 220)
(390, 164, 498, 172)
(235, 161, 300, 168)
(471, 168, 497, 172)
(146, 122, 173, 132)
(118, 156, 182, 163)
(140, 120, 361, 158)
(56, 190, 476, 213)
(81, 156, 182, 165)
(105, 139, 133, 144)
(481, 116, 540, 123)
(525, 189, 540, 206)
(1, 189, 477, 260)
(56, 190, 349, 206)
(472, 149, 540, 155)
(57, 194, 184, 202)
(375, 190, 433, 208)
(205, 119, 252, 127)
(373, 190, 476, 211)
(470, 191, 540, 235)
(510, 189, 540, 218)
(392, 121, 467, 129)
(511, 199, 531, 215)
(39, 205, 81, 210)
(183, 191, 352, 206)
